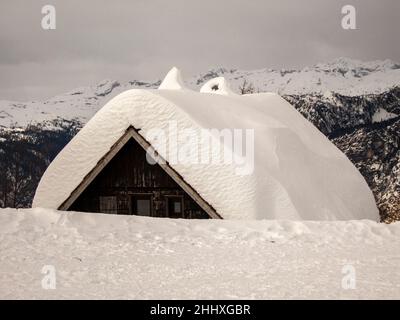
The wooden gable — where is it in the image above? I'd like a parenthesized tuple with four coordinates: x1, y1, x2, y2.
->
(59, 126, 222, 219)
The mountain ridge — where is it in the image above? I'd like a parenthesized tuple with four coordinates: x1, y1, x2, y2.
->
(1, 57, 399, 129)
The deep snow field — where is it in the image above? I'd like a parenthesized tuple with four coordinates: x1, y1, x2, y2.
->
(0, 208, 399, 299)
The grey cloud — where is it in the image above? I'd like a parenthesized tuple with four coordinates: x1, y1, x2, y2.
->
(0, 0, 399, 100)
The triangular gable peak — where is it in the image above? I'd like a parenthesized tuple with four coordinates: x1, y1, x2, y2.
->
(59, 126, 222, 219)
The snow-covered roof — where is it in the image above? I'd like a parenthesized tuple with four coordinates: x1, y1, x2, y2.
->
(33, 68, 379, 221)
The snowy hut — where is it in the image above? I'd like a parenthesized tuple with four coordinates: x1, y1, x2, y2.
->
(32, 68, 379, 221)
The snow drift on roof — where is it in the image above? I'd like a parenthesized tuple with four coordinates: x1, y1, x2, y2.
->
(32, 68, 379, 221)
(200, 77, 236, 95)
(158, 67, 187, 90)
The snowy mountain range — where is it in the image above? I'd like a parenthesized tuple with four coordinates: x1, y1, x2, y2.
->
(195, 58, 400, 95)
(0, 57, 399, 129)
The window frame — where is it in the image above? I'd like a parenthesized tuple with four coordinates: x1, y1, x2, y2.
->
(130, 193, 153, 216)
(99, 195, 118, 214)
(165, 195, 184, 218)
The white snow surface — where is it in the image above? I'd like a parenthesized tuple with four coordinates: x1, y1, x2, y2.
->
(0, 208, 399, 299)
(33, 73, 378, 221)
(372, 108, 398, 123)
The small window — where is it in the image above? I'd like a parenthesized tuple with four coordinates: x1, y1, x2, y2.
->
(131, 194, 152, 216)
(99, 196, 117, 214)
(167, 196, 183, 218)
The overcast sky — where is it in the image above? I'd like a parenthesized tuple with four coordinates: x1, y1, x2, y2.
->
(0, 0, 399, 101)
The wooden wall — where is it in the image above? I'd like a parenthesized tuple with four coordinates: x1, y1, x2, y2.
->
(69, 138, 210, 219)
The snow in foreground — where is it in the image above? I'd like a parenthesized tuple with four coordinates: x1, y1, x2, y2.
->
(0, 208, 399, 299)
